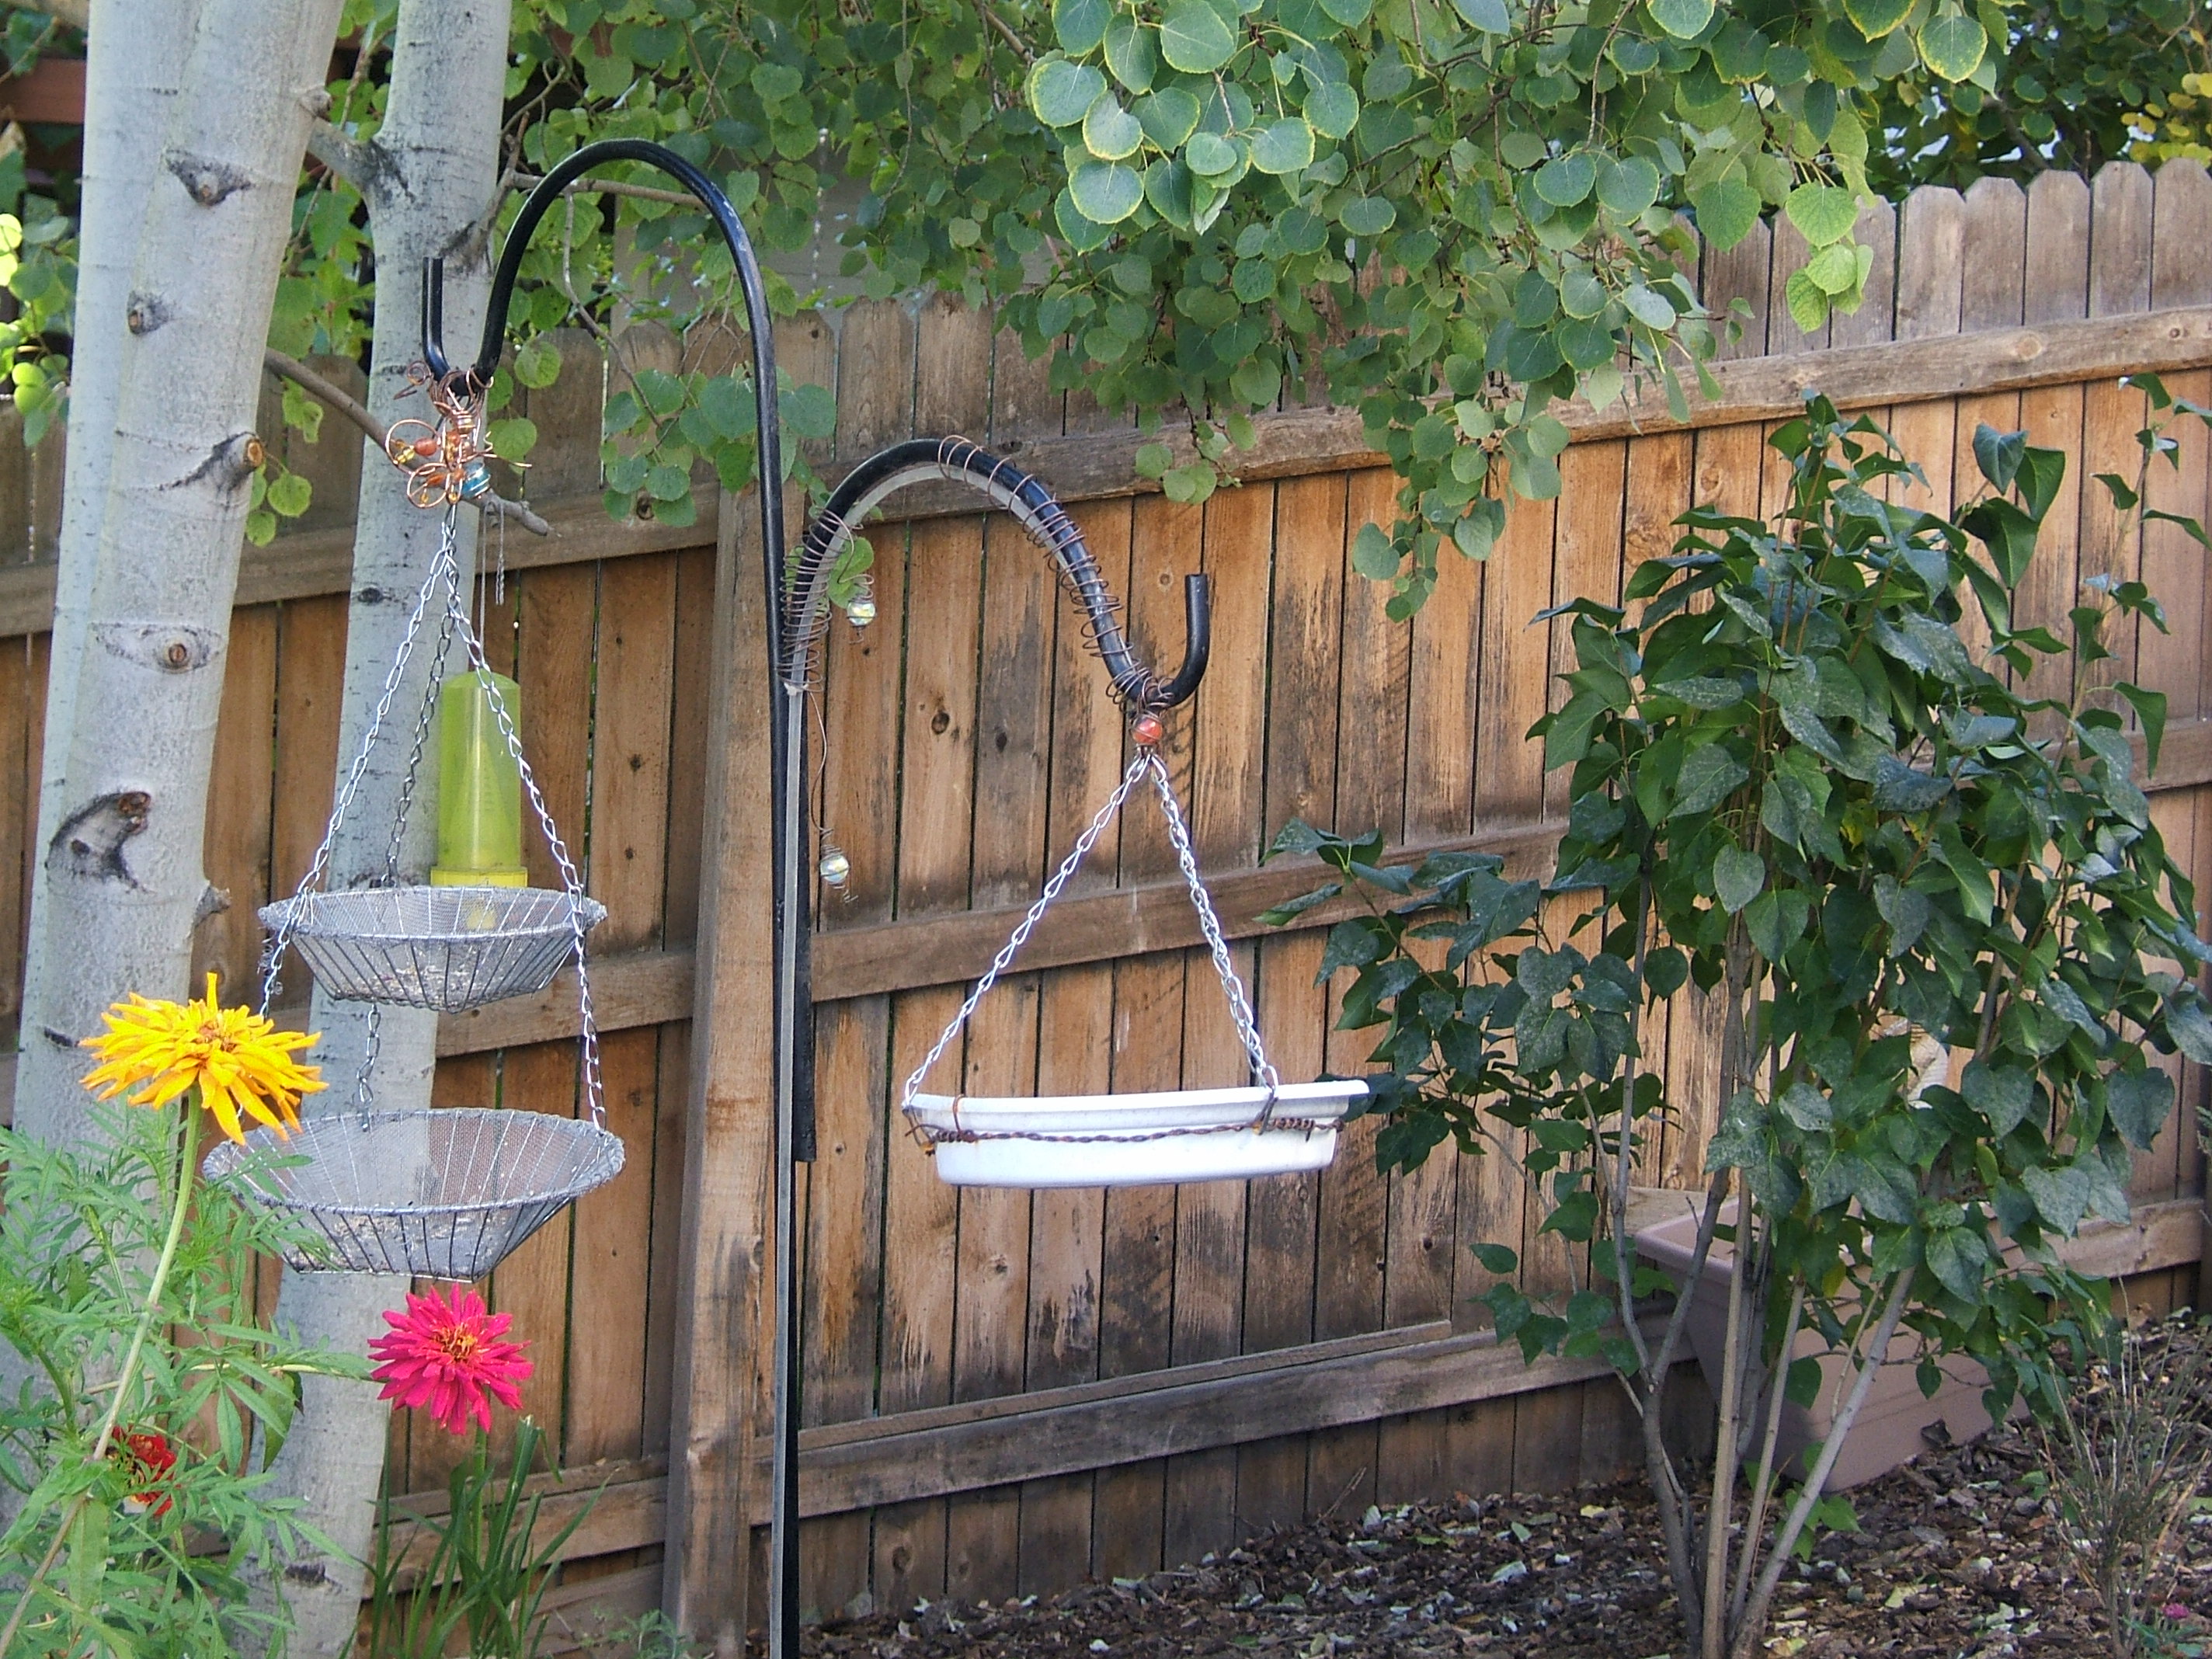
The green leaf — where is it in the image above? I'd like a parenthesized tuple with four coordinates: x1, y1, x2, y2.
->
(1873, 875, 1932, 954)
(1104, 15, 1156, 90)
(1055, 0, 1109, 54)
(1339, 196, 1396, 236)
(513, 335, 563, 390)
(266, 469, 313, 517)
(1925, 1226, 1986, 1302)
(1184, 130, 1240, 176)
(1470, 1240, 1520, 1275)
(1319, 0, 1370, 23)
(2106, 1067, 2174, 1152)
(2120, 683, 2169, 772)
(1136, 87, 1203, 148)
(781, 382, 837, 439)
(1453, 0, 1510, 26)
(1786, 183, 1859, 247)
(486, 416, 539, 461)
(1962, 1061, 2035, 1139)
(1621, 283, 1677, 329)
(1306, 81, 1358, 139)
(1670, 743, 1750, 818)
(1845, 0, 1913, 37)
(1973, 424, 2027, 492)
(1030, 57, 1107, 126)
(2022, 1163, 2092, 1234)
(2168, 989, 2212, 1064)
(1070, 159, 1145, 223)
(1917, 10, 1988, 82)
(1784, 269, 1829, 336)
(1647, 0, 1714, 38)
(1778, 1080, 1832, 1130)
(1535, 151, 1597, 208)
(1873, 756, 1952, 812)
(1714, 843, 1765, 913)
(1352, 522, 1400, 579)
(1690, 179, 1762, 252)
(1455, 496, 1505, 559)
(1250, 117, 1315, 175)
(1083, 95, 1144, 160)
(1597, 155, 1661, 217)
(1160, 2, 1236, 72)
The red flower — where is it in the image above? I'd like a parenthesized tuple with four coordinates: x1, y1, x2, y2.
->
(116, 1429, 176, 1516)
(367, 1285, 532, 1437)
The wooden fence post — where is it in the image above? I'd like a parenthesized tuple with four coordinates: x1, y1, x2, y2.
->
(663, 486, 778, 1650)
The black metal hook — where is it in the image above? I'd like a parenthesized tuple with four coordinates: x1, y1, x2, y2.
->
(429, 139, 810, 1659)
(783, 436, 1211, 718)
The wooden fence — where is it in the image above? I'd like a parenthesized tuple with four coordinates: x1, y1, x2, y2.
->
(1, 161, 2210, 1647)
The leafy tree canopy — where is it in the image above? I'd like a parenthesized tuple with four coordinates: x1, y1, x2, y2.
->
(0, 0, 2203, 600)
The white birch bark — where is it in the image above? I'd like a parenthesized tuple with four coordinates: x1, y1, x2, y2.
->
(16, 0, 200, 1148)
(12, 0, 348, 1138)
(252, 2, 513, 1647)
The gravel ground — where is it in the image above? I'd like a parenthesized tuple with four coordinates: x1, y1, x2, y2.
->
(810, 1323, 2212, 1658)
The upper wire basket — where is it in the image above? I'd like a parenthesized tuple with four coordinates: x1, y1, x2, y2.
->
(259, 885, 606, 1012)
(203, 1108, 624, 1278)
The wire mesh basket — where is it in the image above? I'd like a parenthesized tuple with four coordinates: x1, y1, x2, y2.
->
(258, 885, 606, 1013)
(203, 1107, 626, 1278)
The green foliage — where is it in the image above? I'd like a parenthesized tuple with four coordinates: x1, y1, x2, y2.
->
(261, 0, 2006, 603)
(356, 1418, 593, 1659)
(1267, 388, 2212, 1648)
(1862, 2, 2212, 193)
(0, 1101, 364, 1656)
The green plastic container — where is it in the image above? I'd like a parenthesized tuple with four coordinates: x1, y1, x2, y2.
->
(430, 670, 528, 888)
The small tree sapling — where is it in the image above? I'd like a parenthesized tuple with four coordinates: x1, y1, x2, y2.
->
(1266, 387, 2212, 1659)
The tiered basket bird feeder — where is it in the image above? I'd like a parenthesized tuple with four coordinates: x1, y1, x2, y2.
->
(206, 499, 621, 1281)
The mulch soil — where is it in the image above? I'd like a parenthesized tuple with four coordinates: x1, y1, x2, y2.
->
(809, 1323, 2212, 1658)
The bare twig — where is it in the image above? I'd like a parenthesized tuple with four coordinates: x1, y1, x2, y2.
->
(261, 350, 553, 538)
(508, 169, 704, 208)
(977, 1, 1035, 63)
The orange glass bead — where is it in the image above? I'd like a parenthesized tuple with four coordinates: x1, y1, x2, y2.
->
(1132, 713, 1164, 746)
(414, 436, 440, 458)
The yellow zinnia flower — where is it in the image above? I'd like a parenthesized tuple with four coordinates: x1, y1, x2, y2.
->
(81, 973, 325, 1144)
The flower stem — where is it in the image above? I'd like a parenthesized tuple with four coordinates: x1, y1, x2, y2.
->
(0, 1101, 201, 1658)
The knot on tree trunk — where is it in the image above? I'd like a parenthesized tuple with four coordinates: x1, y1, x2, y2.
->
(167, 431, 266, 496)
(92, 621, 224, 673)
(125, 291, 171, 336)
(165, 149, 255, 207)
(47, 791, 151, 888)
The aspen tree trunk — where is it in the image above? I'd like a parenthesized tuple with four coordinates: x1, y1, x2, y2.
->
(26, 0, 200, 1061)
(252, 2, 513, 1647)
(12, 0, 347, 1127)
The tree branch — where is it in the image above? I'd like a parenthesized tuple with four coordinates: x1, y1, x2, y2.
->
(507, 169, 706, 208)
(305, 117, 398, 201)
(978, 2, 1035, 63)
(262, 350, 552, 537)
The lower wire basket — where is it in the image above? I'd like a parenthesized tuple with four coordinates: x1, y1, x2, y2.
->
(258, 886, 607, 1013)
(203, 1107, 625, 1278)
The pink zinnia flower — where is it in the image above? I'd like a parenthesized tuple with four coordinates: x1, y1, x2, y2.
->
(367, 1285, 532, 1436)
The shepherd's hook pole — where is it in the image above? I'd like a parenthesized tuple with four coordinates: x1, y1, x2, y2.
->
(426, 137, 813, 1657)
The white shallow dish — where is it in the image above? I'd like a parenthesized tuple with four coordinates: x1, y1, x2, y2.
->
(906, 1080, 1365, 1188)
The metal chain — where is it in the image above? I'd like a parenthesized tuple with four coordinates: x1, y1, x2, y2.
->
(258, 511, 461, 1014)
(898, 751, 1146, 1115)
(899, 746, 1281, 1129)
(449, 580, 605, 1131)
(1143, 750, 1279, 1091)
